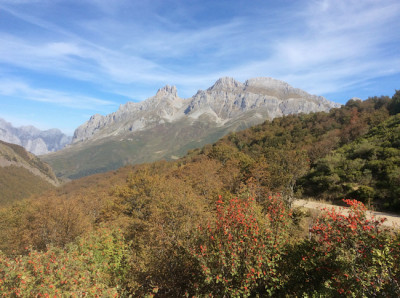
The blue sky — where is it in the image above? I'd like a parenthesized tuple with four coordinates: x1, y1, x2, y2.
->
(0, 0, 399, 135)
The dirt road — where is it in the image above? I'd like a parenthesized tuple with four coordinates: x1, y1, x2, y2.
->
(293, 199, 400, 228)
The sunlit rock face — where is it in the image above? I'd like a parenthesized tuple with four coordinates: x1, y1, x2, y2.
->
(72, 77, 340, 144)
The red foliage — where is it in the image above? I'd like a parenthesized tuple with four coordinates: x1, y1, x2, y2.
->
(192, 195, 291, 296)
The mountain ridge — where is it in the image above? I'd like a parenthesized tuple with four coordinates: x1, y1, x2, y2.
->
(0, 118, 72, 155)
(72, 77, 340, 144)
(44, 77, 341, 179)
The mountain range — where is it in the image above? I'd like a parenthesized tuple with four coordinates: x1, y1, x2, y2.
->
(0, 118, 72, 155)
(43, 77, 340, 179)
(71, 77, 339, 144)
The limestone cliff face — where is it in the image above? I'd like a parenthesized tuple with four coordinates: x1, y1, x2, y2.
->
(0, 119, 72, 155)
(72, 85, 185, 143)
(73, 77, 340, 144)
(187, 77, 339, 118)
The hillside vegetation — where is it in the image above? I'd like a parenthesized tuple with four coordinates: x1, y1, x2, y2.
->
(43, 118, 236, 179)
(0, 141, 58, 205)
(302, 113, 400, 210)
(209, 90, 399, 210)
(1, 90, 400, 296)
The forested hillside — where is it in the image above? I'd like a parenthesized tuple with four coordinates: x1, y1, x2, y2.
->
(208, 90, 399, 210)
(1, 90, 399, 296)
(302, 113, 400, 210)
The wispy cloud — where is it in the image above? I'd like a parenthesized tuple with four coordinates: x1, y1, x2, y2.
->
(221, 0, 400, 97)
(0, 0, 399, 107)
(0, 79, 116, 109)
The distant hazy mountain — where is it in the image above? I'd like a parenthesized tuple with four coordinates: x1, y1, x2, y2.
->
(0, 119, 72, 155)
(0, 140, 59, 205)
(44, 77, 341, 179)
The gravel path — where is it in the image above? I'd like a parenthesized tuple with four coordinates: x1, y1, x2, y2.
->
(293, 199, 400, 228)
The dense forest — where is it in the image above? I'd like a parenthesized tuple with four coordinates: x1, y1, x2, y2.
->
(1, 90, 400, 296)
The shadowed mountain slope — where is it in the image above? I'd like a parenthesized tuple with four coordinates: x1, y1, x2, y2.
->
(0, 140, 59, 205)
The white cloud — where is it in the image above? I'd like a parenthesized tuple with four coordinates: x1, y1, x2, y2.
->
(0, 0, 399, 103)
(44, 42, 83, 57)
(0, 79, 116, 109)
(218, 0, 400, 97)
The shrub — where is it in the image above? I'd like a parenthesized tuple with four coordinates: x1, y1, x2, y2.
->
(292, 199, 400, 296)
(0, 226, 130, 296)
(191, 195, 291, 297)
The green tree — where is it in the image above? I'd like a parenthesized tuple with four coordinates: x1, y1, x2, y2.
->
(389, 90, 400, 115)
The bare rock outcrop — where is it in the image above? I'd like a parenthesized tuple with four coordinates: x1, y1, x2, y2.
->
(0, 119, 72, 155)
(72, 77, 341, 144)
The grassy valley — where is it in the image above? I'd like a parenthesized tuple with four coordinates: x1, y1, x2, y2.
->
(43, 113, 264, 180)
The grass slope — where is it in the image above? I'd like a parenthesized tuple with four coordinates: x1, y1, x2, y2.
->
(0, 141, 58, 205)
(43, 114, 261, 179)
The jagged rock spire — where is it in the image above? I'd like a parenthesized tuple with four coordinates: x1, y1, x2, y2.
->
(156, 85, 178, 97)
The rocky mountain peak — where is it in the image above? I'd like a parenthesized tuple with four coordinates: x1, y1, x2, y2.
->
(245, 77, 287, 88)
(156, 85, 178, 98)
(243, 77, 317, 101)
(208, 77, 244, 92)
(49, 77, 342, 179)
(89, 114, 104, 122)
(71, 77, 341, 145)
(18, 125, 41, 135)
(72, 85, 185, 144)
(0, 118, 72, 155)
